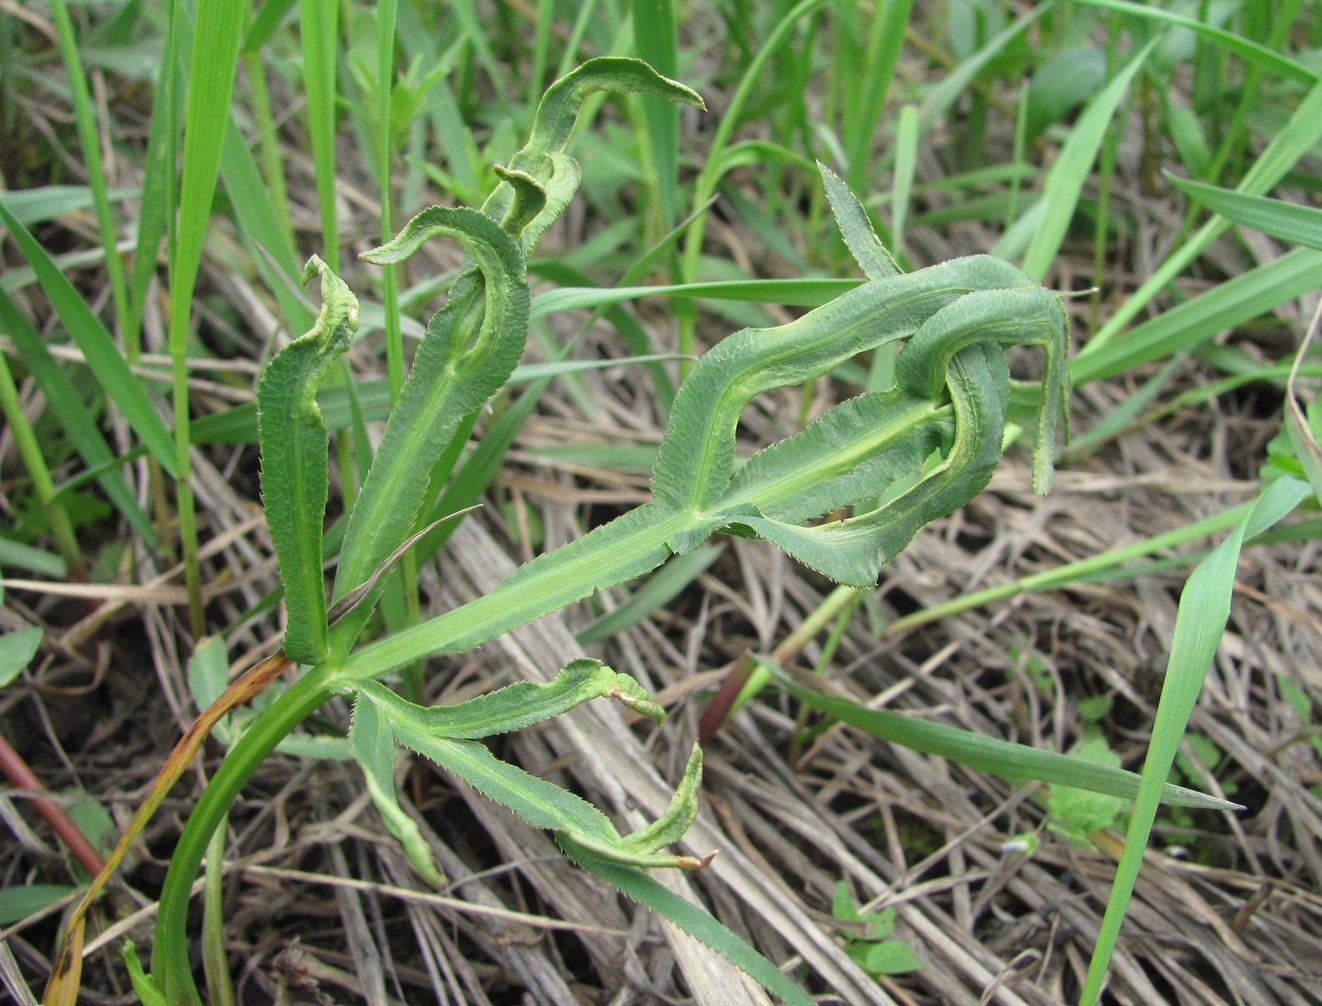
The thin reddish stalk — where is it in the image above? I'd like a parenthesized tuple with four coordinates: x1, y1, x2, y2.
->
(0, 731, 106, 876)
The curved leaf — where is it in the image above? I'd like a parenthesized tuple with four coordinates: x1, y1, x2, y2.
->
(651, 255, 1038, 515)
(257, 257, 359, 663)
(481, 56, 705, 240)
(335, 208, 530, 640)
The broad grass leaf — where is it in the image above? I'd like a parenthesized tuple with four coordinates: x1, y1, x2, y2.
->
(1009, 38, 1158, 279)
(0, 289, 158, 546)
(1072, 247, 1322, 385)
(1080, 476, 1313, 1004)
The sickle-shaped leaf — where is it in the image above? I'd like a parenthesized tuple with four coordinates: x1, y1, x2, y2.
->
(735, 344, 1009, 584)
(481, 56, 705, 237)
(257, 256, 359, 663)
(650, 254, 1037, 517)
(896, 285, 1070, 494)
(333, 208, 530, 639)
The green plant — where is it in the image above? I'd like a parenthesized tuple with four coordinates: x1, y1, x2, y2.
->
(32, 51, 1262, 1006)
(1046, 734, 1129, 842)
(41, 55, 1006, 1003)
(831, 880, 922, 978)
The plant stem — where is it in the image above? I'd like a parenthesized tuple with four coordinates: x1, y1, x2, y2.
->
(0, 732, 105, 876)
(153, 666, 333, 1004)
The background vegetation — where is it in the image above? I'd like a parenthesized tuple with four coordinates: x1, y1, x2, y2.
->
(2, 1, 1320, 1003)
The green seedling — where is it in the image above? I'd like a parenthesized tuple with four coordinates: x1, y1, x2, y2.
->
(1047, 735, 1130, 844)
(831, 881, 922, 978)
(41, 57, 1174, 1006)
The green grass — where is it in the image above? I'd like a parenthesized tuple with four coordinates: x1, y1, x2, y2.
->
(3, 3, 1320, 1004)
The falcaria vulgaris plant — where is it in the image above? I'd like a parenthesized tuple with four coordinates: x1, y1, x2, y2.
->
(45, 59, 1219, 1005)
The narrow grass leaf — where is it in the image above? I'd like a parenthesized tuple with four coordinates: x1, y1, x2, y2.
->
(1073, 247, 1322, 385)
(680, 0, 828, 300)
(531, 278, 862, 318)
(1285, 346, 1322, 500)
(882, 496, 1256, 637)
(299, 0, 340, 270)
(917, 2, 1054, 133)
(0, 205, 176, 475)
(0, 353, 84, 577)
(631, 0, 681, 226)
(564, 849, 814, 1006)
(1080, 476, 1312, 1005)
(170, 0, 244, 352)
(845, 0, 914, 191)
(1012, 38, 1157, 280)
(126, 21, 178, 360)
(891, 104, 918, 256)
(1168, 173, 1322, 251)
(241, 0, 296, 54)
(0, 290, 157, 545)
(765, 660, 1234, 810)
(1082, 79, 1322, 357)
(0, 537, 66, 579)
(219, 122, 314, 331)
(576, 546, 724, 645)
(47, 0, 131, 337)
(0, 187, 136, 226)
(170, 0, 246, 635)
(1066, 0, 1318, 84)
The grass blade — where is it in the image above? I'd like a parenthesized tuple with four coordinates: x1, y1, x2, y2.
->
(1079, 476, 1312, 1005)
(1003, 38, 1157, 279)
(1167, 173, 1322, 250)
(169, 0, 246, 635)
(1072, 247, 1322, 385)
(0, 205, 176, 475)
(764, 660, 1235, 810)
(47, 0, 131, 340)
(632, 0, 681, 227)
(0, 353, 84, 579)
(1080, 78, 1322, 358)
(1066, 0, 1318, 85)
(844, 0, 913, 191)
(299, 0, 340, 270)
(0, 290, 158, 545)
